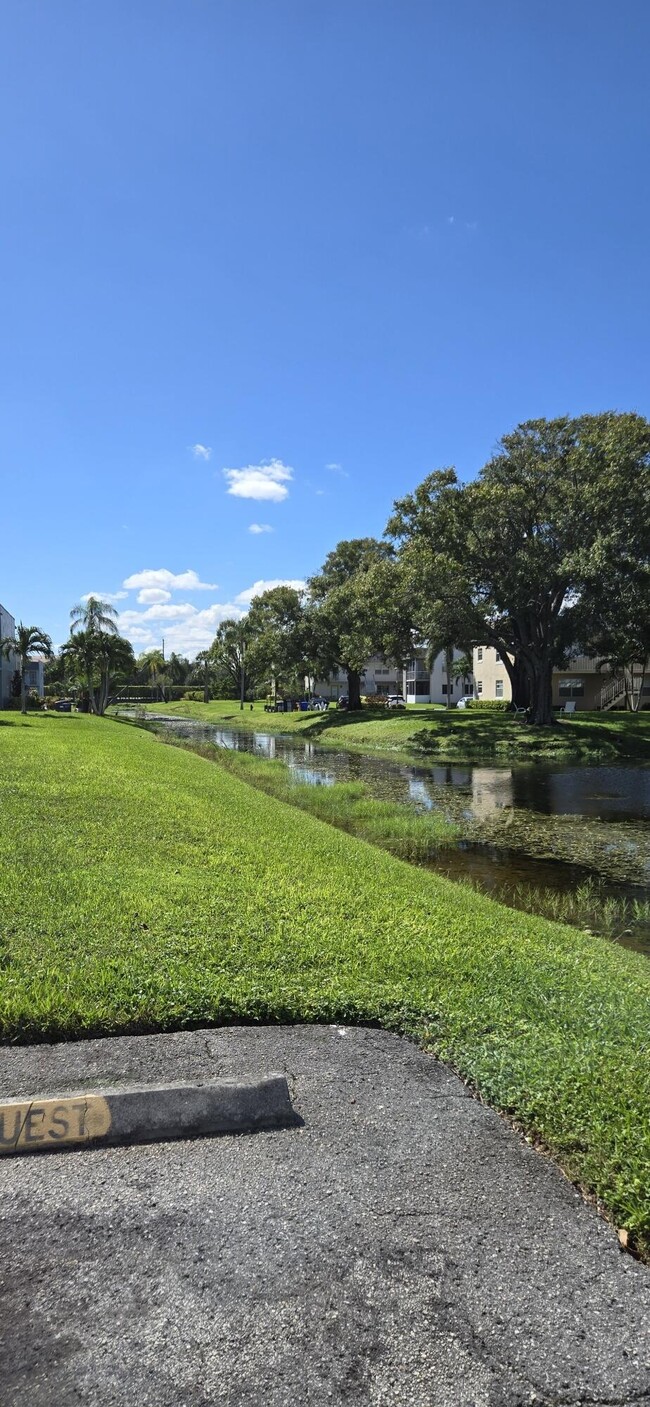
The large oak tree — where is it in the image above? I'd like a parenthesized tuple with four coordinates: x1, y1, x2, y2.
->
(387, 414, 650, 725)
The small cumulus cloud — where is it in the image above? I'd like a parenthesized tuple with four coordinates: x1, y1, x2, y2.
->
(248, 523, 274, 535)
(223, 459, 293, 502)
(325, 462, 349, 478)
(191, 444, 212, 460)
(136, 588, 172, 605)
(123, 568, 218, 593)
(234, 578, 306, 606)
(80, 590, 127, 603)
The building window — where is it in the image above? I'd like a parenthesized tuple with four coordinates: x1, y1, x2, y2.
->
(495, 679, 503, 698)
(414, 681, 429, 695)
(476, 680, 483, 694)
(442, 683, 454, 695)
(559, 679, 585, 699)
(477, 647, 483, 661)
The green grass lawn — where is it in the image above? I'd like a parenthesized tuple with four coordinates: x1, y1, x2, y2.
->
(165, 737, 457, 859)
(2, 712, 649, 1255)
(131, 697, 650, 761)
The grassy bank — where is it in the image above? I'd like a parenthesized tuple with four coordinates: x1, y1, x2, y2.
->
(1, 712, 649, 1255)
(165, 736, 457, 859)
(164, 737, 650, 947)
(130, 698, 650, 762)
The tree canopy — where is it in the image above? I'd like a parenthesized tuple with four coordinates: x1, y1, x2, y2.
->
(387, 414, 650, 723)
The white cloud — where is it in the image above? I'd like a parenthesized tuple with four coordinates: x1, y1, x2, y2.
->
(136, 588, 172, 605)
(191, 444, 212, 460)
(115, 572, 305, 657)
(248, 523, 274, 535)
(234, 578, 306, 606)
(117, 601, 246, 656)
(325, 462, 349, 478)
(119, 603, 197, 625)
(80, 590, 128, 603)
(123, 568, 218, 593)
(223, 458, 293, 502)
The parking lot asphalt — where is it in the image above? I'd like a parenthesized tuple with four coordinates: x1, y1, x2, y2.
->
(0, 1024, 648, 1406)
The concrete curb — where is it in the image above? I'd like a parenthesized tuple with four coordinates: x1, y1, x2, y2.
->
(0, 1076, 299, 1156)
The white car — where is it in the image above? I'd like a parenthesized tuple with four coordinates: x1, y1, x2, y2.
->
(456, 695, 476, 709)
(386, 694, 406, 709)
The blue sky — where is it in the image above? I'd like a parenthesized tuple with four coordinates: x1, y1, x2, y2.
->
(2, 1, 649, 656)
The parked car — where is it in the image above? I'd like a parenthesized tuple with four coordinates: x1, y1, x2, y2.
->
(386, 694, 406, 709)
(456, 695, 475, 709)
(338, 695, 349, 709)
(54, 699, 73, 712)
(307, 697, 329, 711)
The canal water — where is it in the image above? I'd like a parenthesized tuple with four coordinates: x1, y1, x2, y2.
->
(136, 715, 650, 953)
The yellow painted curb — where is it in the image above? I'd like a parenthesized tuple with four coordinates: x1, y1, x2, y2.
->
(0, 1095, 112, 1153)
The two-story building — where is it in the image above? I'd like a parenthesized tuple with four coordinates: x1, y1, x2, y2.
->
(312, 650, 474, 705)
(471, 645, 650, 710)
(402, 649, 473, 706)
(0, 603, 17, 707)
(311, 654, 403, 700)
(0, 603, 46, 706)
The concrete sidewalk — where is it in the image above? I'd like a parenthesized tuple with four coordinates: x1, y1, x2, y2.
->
(0, 1025, 648, 1406)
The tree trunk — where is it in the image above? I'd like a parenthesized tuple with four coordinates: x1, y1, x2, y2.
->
(203, 663, 210, 704)
(347, 668, 362, 711)
(629, 662, 646, 713)
(445, 646, 453, 710)
(96, 669, 109, 716)
(20, 662, 26, 714)
(527, 658, 554, 725)
(86, 669, 97, 714)
(499, 652, 529, 711)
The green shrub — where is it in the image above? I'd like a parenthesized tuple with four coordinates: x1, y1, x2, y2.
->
(466, 698, 509, 711)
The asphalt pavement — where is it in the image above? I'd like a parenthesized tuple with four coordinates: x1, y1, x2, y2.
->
(0, 1024, 648, 1406)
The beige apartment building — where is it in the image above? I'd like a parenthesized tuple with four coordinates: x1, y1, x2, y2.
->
(472, 646, 649, 711)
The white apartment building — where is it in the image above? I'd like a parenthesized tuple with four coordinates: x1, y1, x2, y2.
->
(402, 649, 473, 705)
(312, 654, 403, 700)
(313, 650, 474, 704)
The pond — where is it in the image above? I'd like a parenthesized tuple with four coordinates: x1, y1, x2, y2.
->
(134, 715, 650, 954)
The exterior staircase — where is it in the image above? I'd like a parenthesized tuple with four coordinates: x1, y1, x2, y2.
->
(599, 676, 641, 711)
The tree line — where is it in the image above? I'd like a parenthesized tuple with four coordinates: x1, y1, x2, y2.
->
(9, 412, 650, 724)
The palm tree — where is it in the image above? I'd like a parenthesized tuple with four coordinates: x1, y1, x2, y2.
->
(61, 630, 97, 712)
(1, 623, 53, 714)
(146, 649, 167, 702)
(95, 634, 135, 715)
(69, 599, 118, 713)
(70, 596, 118, 637)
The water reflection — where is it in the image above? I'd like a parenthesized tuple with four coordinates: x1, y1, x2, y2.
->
(147, 716, 650, 821)
(136, 715, 649, 953)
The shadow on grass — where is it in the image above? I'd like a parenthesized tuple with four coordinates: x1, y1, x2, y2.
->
(299, 707, 443, 738)
(300, 708, 650, 761)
